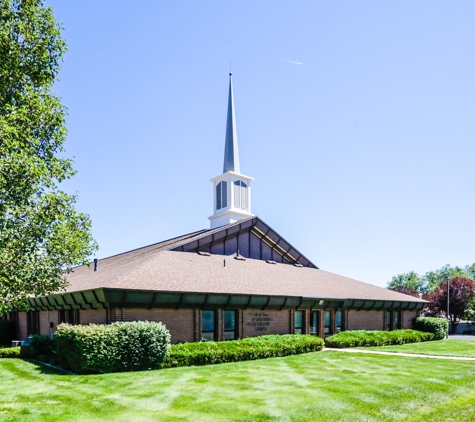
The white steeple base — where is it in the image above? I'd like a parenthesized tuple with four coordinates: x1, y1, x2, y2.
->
(209, 209, 254, 229)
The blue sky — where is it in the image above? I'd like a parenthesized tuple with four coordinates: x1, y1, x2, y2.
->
(46, 1, 475, 288)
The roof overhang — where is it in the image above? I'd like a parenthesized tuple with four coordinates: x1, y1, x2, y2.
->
(26, 288, 426, 312)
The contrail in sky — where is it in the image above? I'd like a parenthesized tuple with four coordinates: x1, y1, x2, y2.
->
(285, 60, 304, 65)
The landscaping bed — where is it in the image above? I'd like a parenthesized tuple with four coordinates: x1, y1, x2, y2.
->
(358, 339, 475, 357)
(325, 329, 434, 348)
(162, 334, 324, 368)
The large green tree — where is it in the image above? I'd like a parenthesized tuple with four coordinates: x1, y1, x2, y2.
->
(387, 264, 475, 297)
(387, 271, 423, 297)
(0, 0, 97, 314)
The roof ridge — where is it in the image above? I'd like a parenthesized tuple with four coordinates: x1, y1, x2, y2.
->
(92, 228, 210, 264)
(166, 216, 256, 251)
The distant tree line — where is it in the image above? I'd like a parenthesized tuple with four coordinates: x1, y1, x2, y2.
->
(387, 264, 475, 332)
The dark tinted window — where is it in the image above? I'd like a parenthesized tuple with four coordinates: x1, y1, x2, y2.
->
(224, 310, 236, 340)
(294, 311, 303, 334)
(202, 310, 216, 341)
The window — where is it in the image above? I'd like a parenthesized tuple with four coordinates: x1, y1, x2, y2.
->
(224, 310, 237, 340)
(27, 311, 40, 336)
(294, 310, 303, 334)
(216, 181, 227, 210)
(386, 311, 392, 331)
(309, 311, 319, 336)
(335, 311, 343, 333)
(201, 310, 216, 341)
(394, 311, 401, 330)
(233, 180, 248, 210)
(324, 311, 331, 336)
(58, 309, 80, 325)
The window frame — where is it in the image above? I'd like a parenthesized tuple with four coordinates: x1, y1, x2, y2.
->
(385, 310, 393, 331)
(294, 310, 303, 334)
(58, 309, 80, 325)
(394, 311, 402, 330)
(223, 310, 237, 340)
(335, 310, 343, 333)
(201, 309, 217, 341)
(309, 310, 319, 336)
(324, 310, 332, 336)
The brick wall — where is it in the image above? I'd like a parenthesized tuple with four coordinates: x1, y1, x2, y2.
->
(80, 309, 107, 325)
(15, 307, 420, 343)
(242, 309, 291, 338)
(348, 310, 385, 331)
(112, 308, 197, 344)
(402, 310, 419, 329)
(38, 310, 56, 337)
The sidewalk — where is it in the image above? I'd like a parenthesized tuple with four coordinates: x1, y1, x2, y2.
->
(323, 348, 475, 361)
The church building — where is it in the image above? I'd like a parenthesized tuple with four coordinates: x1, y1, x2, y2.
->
(13, 74, 426, 343)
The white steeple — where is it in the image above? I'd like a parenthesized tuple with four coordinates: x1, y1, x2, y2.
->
(208, 74, 254, 229)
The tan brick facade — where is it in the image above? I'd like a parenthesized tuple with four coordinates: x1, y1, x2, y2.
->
(14, 307, 420, 342)
(80, 309, 107, 325)
(109, 308, 197, 343)
(242, 309, 291, 338)
(348, 310, 385, 331)
(402, 311, 419, 329)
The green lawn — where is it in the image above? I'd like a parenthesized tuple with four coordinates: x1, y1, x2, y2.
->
(358, 339, 475, 357)
(1, 351, 475, 421)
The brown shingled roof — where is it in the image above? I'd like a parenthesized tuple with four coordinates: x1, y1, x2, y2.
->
(66, 250, 423, 303)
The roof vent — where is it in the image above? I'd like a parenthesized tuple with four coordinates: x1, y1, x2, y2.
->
(94, 258, 98, 271)
(294, 263, 303, 268)
(266, 260, 276, 265)
(197, 251, 210, 257)
(234, 256, 246, 261)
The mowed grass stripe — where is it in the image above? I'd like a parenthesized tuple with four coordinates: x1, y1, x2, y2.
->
(358, 339, 475, 357)
(0, 351, 475, 421)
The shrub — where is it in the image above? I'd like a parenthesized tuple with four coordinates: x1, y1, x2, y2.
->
(0, 320, 15, 346)
(325, 329, 434, 348)
(0, 346, 20, 358)
(54, 321, 170, 374)
(29, 334, 55, 357)
(413, 317, 448, 340)
(162, 334, 324, 368)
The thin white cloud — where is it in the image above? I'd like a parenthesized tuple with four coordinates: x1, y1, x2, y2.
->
(284, 60, 304, 65)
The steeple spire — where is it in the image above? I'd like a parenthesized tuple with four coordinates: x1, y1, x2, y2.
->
(223, 73, 240, 174)
(209, 73, 253, 229)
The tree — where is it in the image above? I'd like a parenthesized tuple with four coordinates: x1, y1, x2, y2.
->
(0, 0, 97, 314)
(422, 264, 474, 293)
(387, 271, 424, 297)
(424, 277, 475, 333)
(390, 286, 420, 298)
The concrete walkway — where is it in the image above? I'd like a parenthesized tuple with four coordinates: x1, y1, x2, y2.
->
(323, 348, 475, 361)
(449, 334, 475, 340)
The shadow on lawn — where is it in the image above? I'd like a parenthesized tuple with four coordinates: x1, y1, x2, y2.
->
(27, 359, 75, 376)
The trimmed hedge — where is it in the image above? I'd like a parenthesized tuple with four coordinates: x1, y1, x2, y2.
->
(413, 317, 448, 340)
(29, 334, 55, 356)
(325, 329, 434, 348)
(0, 346, 20, 358)
(162, 334, 324, 368)
(54, 321, 170, 374)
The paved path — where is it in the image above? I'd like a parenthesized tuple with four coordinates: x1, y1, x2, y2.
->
(449, 335, 475, 340)
(323, 348, 475, 361)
